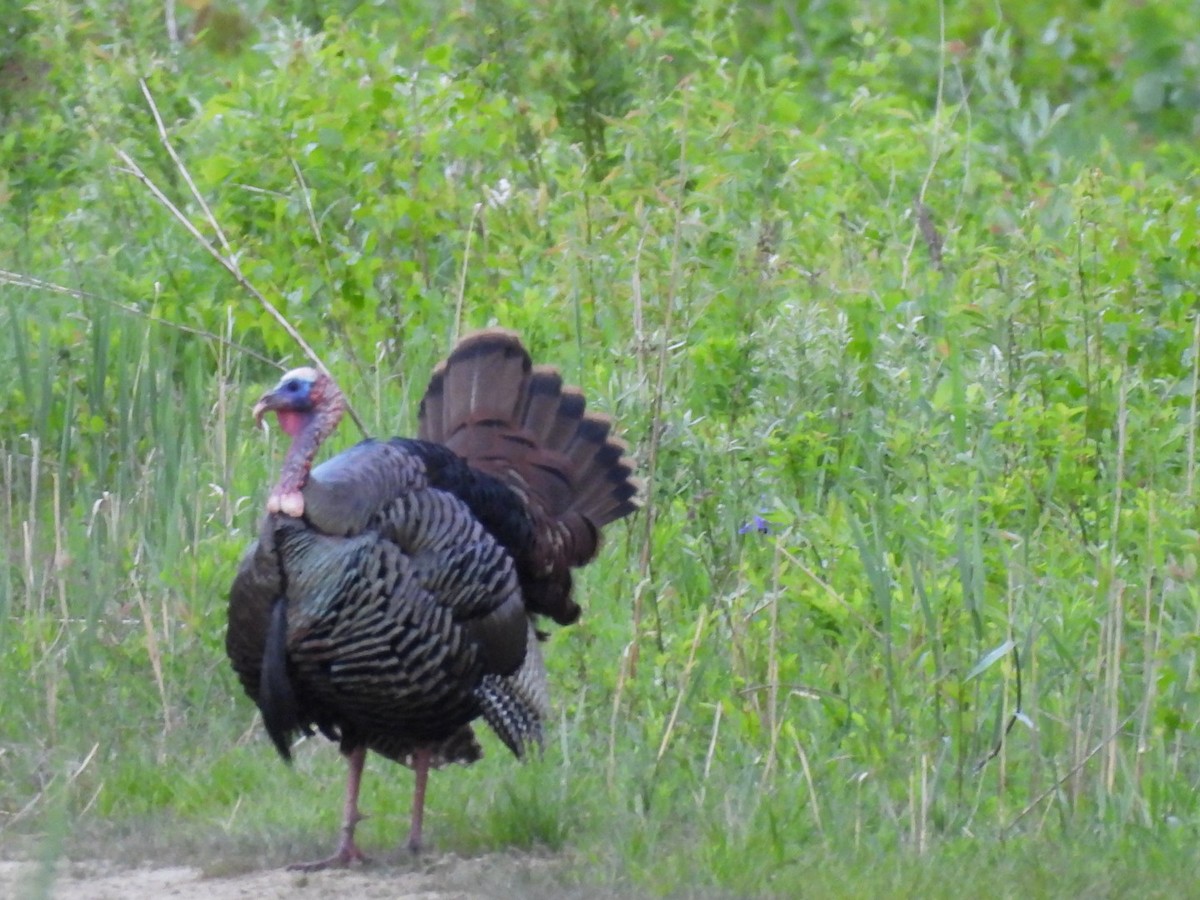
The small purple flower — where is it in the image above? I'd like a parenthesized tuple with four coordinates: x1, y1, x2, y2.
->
(738, 514, 772, 535)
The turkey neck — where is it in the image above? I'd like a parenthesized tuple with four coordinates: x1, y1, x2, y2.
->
(276, 379, 347, 500)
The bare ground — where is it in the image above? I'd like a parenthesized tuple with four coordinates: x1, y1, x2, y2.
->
(0, 852, 584, 900)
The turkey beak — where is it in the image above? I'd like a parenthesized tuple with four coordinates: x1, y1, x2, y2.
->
(252, 392, 277, 430)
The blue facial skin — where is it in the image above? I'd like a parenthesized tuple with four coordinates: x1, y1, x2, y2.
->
(274, 376, 315, 410)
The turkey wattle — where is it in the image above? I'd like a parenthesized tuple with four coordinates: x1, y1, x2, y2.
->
(226, 329, 640, 868)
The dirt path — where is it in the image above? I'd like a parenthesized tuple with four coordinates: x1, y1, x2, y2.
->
(0, 853, 568, 899)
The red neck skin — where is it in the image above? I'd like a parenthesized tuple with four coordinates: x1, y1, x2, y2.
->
(275, 377, 346, 500)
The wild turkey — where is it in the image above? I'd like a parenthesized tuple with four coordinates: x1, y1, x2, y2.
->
(226, 329, 640, 869)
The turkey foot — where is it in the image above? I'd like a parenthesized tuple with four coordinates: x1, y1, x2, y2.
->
(287, 831, 368, 871)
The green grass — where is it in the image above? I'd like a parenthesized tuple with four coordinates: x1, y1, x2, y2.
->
(4, 0, 1200, 895)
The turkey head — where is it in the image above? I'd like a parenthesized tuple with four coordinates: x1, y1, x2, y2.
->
(253, 366, 346, 517)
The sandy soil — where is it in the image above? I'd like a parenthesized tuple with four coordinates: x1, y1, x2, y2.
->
(0, 853, 569, 900)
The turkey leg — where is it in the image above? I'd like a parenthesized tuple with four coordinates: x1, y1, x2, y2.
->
(404, 747, 433, 853)
(290, 745, 369, 870)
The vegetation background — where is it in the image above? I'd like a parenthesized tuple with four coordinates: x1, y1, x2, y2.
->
(3, 0, 1200, 895)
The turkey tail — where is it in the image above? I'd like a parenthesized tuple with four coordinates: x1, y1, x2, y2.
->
(260, 596, 300, 762)
(418, 330, 641, 543)
(419, 329, 531, 447)
(418, 329, 641, 622)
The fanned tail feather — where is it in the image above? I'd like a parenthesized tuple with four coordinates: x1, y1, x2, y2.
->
(417, 329, 642, 557)
(517, 368, 565, 444)
(423, 329, 531, 445)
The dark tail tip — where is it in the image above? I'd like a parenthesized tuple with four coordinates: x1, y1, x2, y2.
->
(260, 596, 299, 763)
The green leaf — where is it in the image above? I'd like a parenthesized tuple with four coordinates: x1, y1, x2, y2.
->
(966, 640, 1015, 682)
